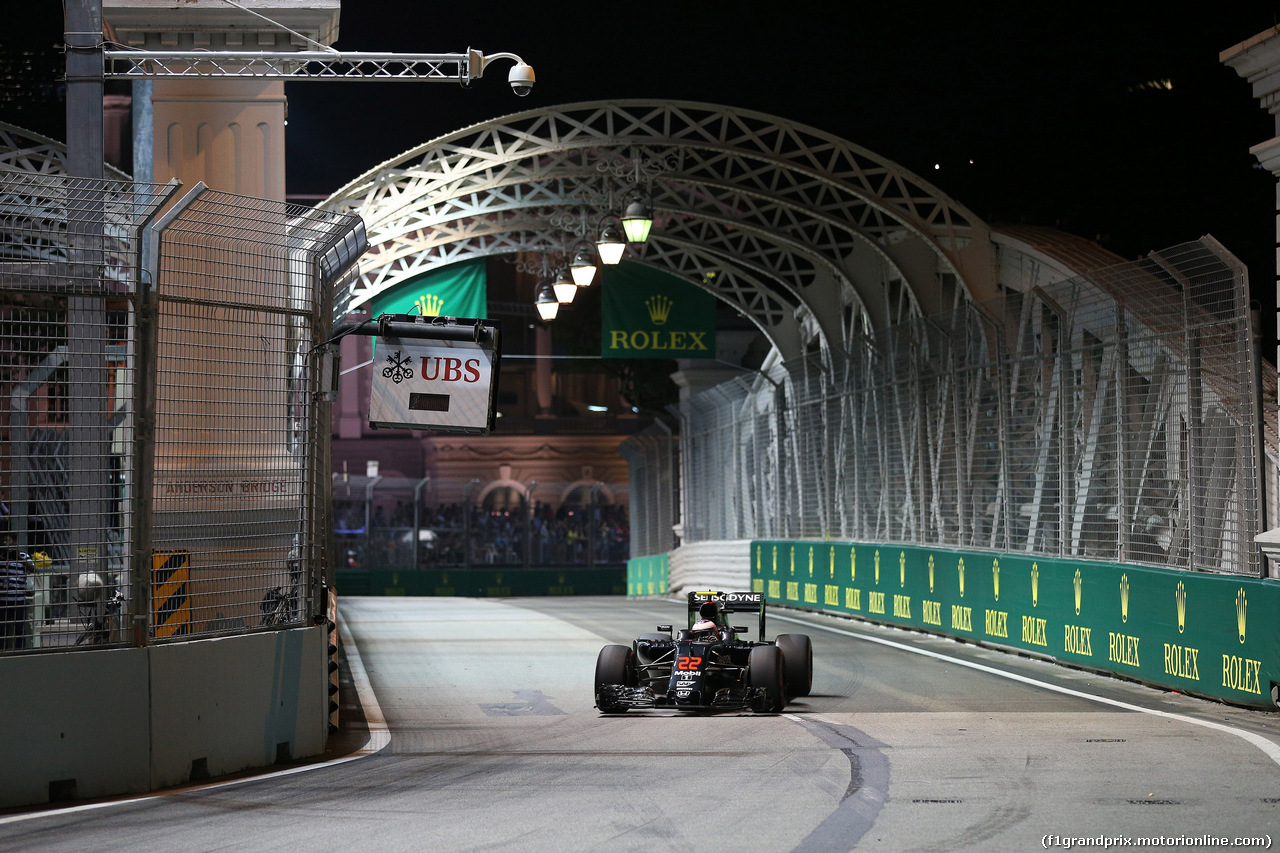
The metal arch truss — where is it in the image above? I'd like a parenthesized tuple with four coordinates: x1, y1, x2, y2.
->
(324, 100, 998, 361)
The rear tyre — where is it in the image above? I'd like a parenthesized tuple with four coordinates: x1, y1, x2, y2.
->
(747, 644, 786, 712)
(595, 644, 635, 713)
(776, 633, 813, 698)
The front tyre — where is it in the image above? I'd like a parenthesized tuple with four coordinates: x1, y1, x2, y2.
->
(595, 644, 635, 713)
(747, 644, 786, 712)
(776, 633, 813, 698)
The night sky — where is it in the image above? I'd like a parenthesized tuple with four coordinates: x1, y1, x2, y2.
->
(10, 4, 1280, 351)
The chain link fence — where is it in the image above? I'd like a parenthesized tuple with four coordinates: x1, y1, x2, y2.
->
(1, 171, 364, 653)
(631, 238, 1267, 577)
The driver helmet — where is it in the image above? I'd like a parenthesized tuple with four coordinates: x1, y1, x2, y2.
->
(690, 618, 718, 641)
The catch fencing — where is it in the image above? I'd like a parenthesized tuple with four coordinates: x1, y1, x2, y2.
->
(1, 170, 365, 653)
(627, 238, 1269, 577)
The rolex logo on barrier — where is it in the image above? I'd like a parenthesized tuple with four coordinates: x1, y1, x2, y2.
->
(875, 550, 881, 585)
(1074, 569, 1082, 615)
(416, 293, 445, 316)
(772, 545, 778, 576)
(850, 547, 856, 582)
(1120, 574, 1130, 624)
(992, 558, 1000, 602)
(1032, 563, 1039, 607)
(790, 546, 796, 576)
(646, 294, 673, 325)
(928, 554, 935, 593)
(1236, 588, 1247, 643)
(958, 557, 965, 598)
(899, 551, 906, 588)
(829, 546, 835, 579)
(808, 546, 814, 577)
(1176, 581, 1186, 634)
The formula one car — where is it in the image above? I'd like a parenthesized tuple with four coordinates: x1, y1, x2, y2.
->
(594, 590, 813, 713)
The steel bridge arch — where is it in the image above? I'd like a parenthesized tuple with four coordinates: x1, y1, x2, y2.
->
(322, 101, 996, 361)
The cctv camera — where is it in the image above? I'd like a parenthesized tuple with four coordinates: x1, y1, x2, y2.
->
(508, 61, 535, 96)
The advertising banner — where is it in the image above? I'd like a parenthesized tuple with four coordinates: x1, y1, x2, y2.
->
(600, 262, 716, 359)
(751, 540, 1280, 709)
(370, 257, 487, 320)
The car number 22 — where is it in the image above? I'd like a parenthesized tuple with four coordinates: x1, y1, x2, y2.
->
(676, 656, 703, 670)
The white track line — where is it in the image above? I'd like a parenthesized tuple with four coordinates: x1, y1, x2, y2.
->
(771, 610, 1280, 768)
(0, 619, 389, 825)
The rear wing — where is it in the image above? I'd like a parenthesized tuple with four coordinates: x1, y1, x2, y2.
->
(688, 590, 766, 639)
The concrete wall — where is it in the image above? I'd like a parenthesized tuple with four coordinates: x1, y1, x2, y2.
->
(0, 626, 326, 808)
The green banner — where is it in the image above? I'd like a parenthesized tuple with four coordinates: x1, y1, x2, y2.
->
(600, 262, 716, 359)
(627, 554, 669, 596)
(750, 540, 1280, 709)
(370, 258, 487, 320)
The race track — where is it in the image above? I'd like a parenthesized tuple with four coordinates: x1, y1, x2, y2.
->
(3, 595, 1279, 852)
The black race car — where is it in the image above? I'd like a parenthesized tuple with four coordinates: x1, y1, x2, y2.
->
(594, 590, 813, 713)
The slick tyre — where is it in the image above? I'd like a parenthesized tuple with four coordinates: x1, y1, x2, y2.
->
(747, 644, 786, 713)
(595, 644, 635, 713)
(776, 633, 813, 698)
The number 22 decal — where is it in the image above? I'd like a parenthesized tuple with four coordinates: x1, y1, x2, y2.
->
(677, 656, 703, 670)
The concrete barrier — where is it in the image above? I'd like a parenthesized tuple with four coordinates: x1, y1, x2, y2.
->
(0, 626, 326, 808)
(752, 540, 1280, 710)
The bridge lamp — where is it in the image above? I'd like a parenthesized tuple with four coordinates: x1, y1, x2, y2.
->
(569, 242, 599, 286)
(535, 282, 560, 320)
(552, 269, 579, 303)
(621, 194, 654, 244)
(595, 218, 627, 265)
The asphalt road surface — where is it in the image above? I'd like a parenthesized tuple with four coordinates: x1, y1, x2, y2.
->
(3, 595, 1279, 852)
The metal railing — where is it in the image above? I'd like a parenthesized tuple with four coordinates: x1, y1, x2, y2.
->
(331, 475, 630, 570)
(1, 171, 364, 653)
(632, 239, 1267, 577)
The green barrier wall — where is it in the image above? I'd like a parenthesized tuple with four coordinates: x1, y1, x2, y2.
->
(626, 554, 669, 596)
(751, 540, 1280, 710)
(336, 568, 625, 597)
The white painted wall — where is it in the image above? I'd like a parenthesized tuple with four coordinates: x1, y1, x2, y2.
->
(667, 539, 752, 594)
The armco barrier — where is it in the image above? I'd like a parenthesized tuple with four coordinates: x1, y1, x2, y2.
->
(336, 568, 625, 597)
(627, 554, 669, 596)
(751, 541, 1280, 710)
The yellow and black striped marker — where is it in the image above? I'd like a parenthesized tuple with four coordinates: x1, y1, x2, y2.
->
(152, 550, 191, 638)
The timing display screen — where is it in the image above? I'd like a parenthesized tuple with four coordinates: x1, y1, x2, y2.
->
(408, 392, 450, 412)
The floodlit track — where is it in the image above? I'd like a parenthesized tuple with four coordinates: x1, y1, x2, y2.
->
(3, 596, 1279, 852)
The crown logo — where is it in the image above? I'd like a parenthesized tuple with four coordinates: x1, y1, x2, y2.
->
(850, 547, 856, 582)
(958, 557, 965, 598)
(1175, 581, 1186, 634)
(789, 546, 795, 576)
(772, 545, 778, 577)
(416, 293, 445, 317)
(874, 550, 881, 585)
(646, 294, 673, 325)
(899, 551, 906, 588)
(1073, 569, 1082, 615)
(808, 546, 814, 578)
(1120, 574, 1129, 623)
(1236, 588, 1247, 643)
(1032, 563, 1039, 607)
(928, 554, 935, 593)
(992, 558, 1000, 602)
(829, 546, 835, 579)
(756, 545, 761, 572)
